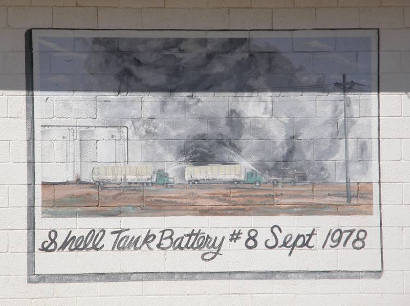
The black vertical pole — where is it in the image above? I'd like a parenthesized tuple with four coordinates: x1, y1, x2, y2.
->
(342, 74, 352, 204)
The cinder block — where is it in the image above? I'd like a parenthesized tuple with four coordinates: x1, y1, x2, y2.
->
(383, 0, 410, 6)
(400, 52, 410, 73)
(7, 7, 52, 28)
(229, 9, 272, 30)
(0, 231, 7, 253)
(0, 0, 30, 5)
(49, 52, 87, 74)
(34, 96, 54, 119)
(0, 8, 6, 28)
(382, 206, 410, 227)
(98, 8, 142, 29)
(382, 161, 410, 182)
(207, 118, 252, 139)
(128, 140, 142, 161)
(314, 139, 357, 161)
(41, 141, 53, 162)
(53, 282, 99, 297)
(360, 7, 404, 28)
(54, 97, 96, 119)
(381, 29, 410, 51)
(0, 30, 25, 52)
(0, 276, 53, 299)
(381, 139, 401, 161)
(251, 0, 293, 8)
(252, 295, 296, 306)
(294, 295, 346, 306)
(380, 72, 410, 93)
(7, 185, 26, 207)
(316, 8, 360, 28)
(37, 36, 74, 53)
(7, 96, 25, 118)
(340, 117, 378, 139)
(295, 0, 337, 7)
(120, 0, 164, 7)
(80, 140, 97, 162)
(380, 94, 402, 117)
(97, 140, 117, 163)
(384, 249, 410, 270)
(80, 127, 127, 141)
(274, 96, 316, 118)
(32, 0, 76, 5)
(0, 52, 25, 74)
(165, 0, 207, 8)
(381, 183, 403, 205)
(41, 163, 68, 183)
(142, 98, 186, 118)
(97, 98, 142, 119)
(381, 117, 410, 138)
(358, 139, 378, 161)
(41, 127, 71, 141)
(380, 52, 401, 73)
(142, 8, 229, 29)
(339, 0, 381, 7)
(336, 160, 378, 182)
(53, 7, 98, 28)
(208, 0, 251, 7)
(0, 141, 8, 163)
(229, 100, 272, 117)
(54, 140, 70, 163)
(0, 119, 26, 140)
(273, 8, 315, 29)
(0, 186, 7, 208)
(406, 7, 410, 27)
(295, 118, 338, 139)
(404, 183, 410, 205)
(312, 52, 357, 74)
(32, 298, 77, 306)
(293, 35, 335, 52)
(250, 33, 292, 52)
(405, 272, 410, 294)
(77, 0, 120, 6)
(186, 97, 229, 118)
(251, 118, 292, 139)
(0, 97, 6, 118)
(293, 140, 314, 161)
(402, 95, 410, 116)
(98, 280, 143, 296)
(402, 139, 410, 161)
(382, 227, 403, 248)
(0, 163, 27, 184)
(10, 141, 26, 163)
(359, 94, 378, 117)
(0, 253, 26, 275)
(7, 230, 26, 253)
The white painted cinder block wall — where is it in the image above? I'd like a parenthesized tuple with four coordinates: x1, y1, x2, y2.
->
(0, 0, 410, 305)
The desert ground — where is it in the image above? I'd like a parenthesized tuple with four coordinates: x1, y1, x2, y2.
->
(41, 182, 374, 217)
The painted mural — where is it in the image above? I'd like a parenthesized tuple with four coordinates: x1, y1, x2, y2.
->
(33, 30, 379, 218)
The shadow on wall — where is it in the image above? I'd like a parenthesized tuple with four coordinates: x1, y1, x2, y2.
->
(33, 31, 379, 184)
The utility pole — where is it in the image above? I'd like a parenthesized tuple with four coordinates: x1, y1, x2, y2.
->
(334, 74, 363, 204)
(342, 74, 351, 204)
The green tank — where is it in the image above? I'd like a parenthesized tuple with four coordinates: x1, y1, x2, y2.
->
(155, 169, 174, 186)
(244, 170, 263, 186)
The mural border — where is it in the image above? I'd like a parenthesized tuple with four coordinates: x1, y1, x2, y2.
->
(25, 28, 383, 283)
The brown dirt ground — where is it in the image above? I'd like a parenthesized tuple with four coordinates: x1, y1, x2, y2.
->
(42, 183, 374, 217)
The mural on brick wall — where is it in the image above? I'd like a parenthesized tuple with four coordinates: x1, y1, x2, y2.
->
(30, 30, 382, 280)
(34, 30, 379, 218)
